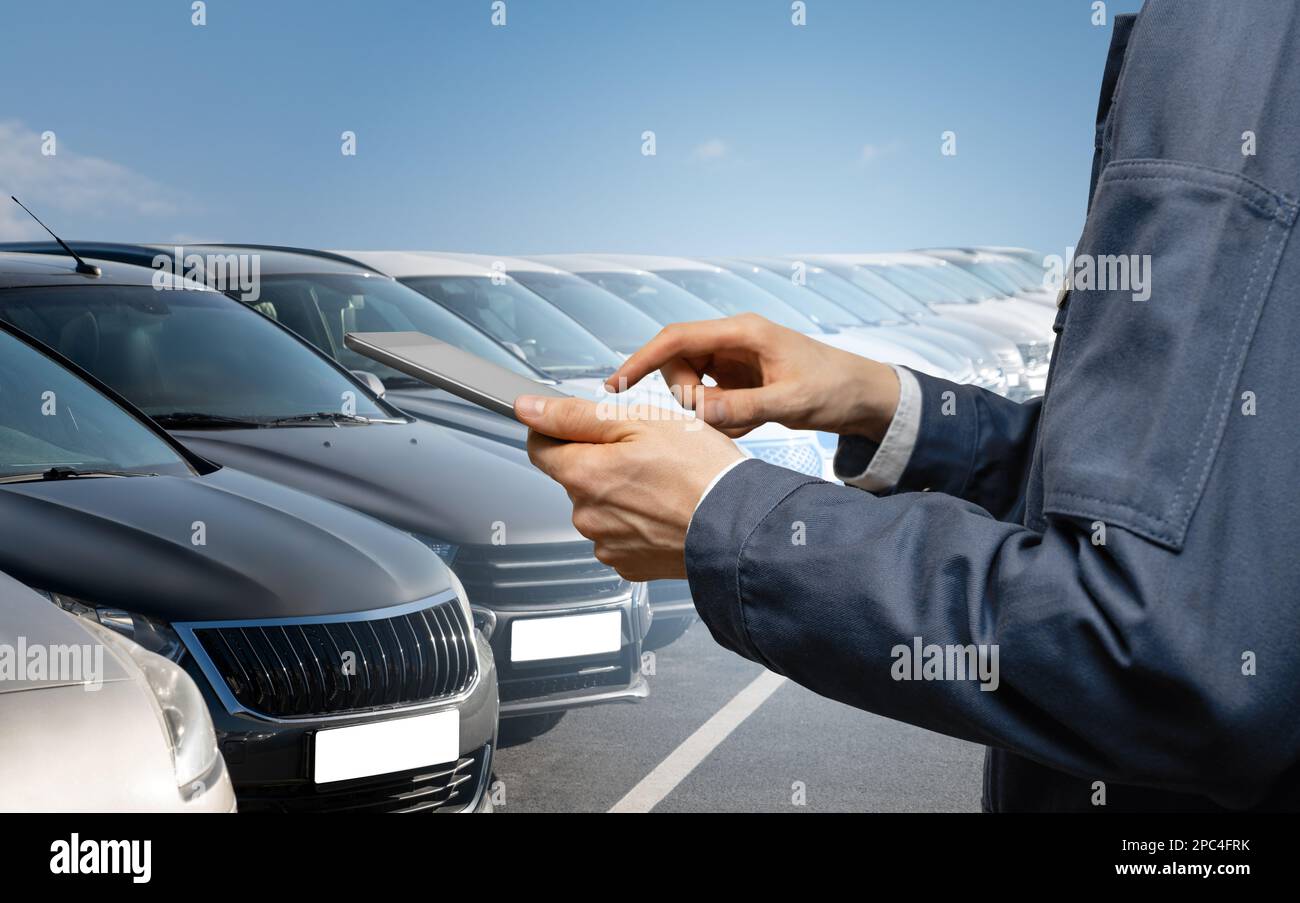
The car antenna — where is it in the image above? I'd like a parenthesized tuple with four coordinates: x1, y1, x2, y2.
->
(8, 196, 101, 276)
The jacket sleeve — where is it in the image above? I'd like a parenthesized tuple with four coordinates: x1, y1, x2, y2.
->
(686, 404, 1294, 810)
(886, 369, 1043, 522)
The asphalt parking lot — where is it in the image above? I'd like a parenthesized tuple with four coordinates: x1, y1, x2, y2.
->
(493, 619, 985, 813)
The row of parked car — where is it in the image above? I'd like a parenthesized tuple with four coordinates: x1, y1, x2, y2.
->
(0, 238, 1054, 812)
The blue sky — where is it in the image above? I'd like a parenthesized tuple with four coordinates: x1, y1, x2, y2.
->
(0, 0, 1143, 258)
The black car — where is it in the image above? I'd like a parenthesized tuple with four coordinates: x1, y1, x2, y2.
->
(0, 291, 496, 812)
(0, 247, 651, 733)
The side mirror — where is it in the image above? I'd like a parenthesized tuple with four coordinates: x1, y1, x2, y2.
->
(351, 370, 386, 398)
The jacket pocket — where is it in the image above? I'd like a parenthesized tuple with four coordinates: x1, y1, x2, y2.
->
(1041, 159, 1297, 550)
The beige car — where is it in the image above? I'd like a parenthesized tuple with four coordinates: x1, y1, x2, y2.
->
(0, 571, 235, 812)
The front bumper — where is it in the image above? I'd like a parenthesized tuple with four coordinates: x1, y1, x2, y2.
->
(648, 579, 695, 620)
(479, 591, 649, 718)
(191, 631, 499, 813)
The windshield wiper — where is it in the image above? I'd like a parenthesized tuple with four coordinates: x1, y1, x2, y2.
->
(266, 412, 401, 426)
(0, 467, 156, 484)
(152, 412, 266, 429)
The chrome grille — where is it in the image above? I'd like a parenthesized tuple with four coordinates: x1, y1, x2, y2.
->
(238, 747, 488, 814)
(186, 596, 476, 719)
(453, 540, 631, 607)
(744, 439, 823, 476)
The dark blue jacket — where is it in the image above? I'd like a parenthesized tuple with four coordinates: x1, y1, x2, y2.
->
(685, 0, 1300, 811)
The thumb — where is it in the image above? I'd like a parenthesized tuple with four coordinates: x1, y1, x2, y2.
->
(515, 395, 632, 443)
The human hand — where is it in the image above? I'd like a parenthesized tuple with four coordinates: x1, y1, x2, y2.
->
(606, 314, 901, 442)
(516, 394, 744, 581)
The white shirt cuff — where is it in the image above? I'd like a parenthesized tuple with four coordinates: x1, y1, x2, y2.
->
(692, 456, 748, 518)
(838, 365, 922, 492)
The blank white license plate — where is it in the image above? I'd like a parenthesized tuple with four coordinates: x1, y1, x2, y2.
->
(511, 610, 623, 663)
(314, 709, 459, 784)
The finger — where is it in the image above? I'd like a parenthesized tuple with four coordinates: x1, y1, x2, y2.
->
(605, 318, 761, 393)
(692, 384, 789, 430)
(516, 395, 635, 443)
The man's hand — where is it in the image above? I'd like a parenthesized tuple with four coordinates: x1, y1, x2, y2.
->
(516, 394, 744, 581)
(608, 313, 901, 442)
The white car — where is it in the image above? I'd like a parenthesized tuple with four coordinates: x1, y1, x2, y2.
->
(816, 252, 1056, 393)
(0, 570, 235, 812)
(340, 251, 832, 482)
(589, 254, 977, 385)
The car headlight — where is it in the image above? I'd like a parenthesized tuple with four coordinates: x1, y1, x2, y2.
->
(79, 616, 222, 796)
(37, 591, 185, 662)
(409, 533, 459, 565)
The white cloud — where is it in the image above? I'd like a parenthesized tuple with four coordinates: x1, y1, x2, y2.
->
(0, 120, 180, 240)
(693, 138, 728, 161)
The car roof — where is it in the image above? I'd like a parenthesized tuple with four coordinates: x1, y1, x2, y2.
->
(0, 241, 386, 278)
(527, 254, 653, 276)
(731, 255, 836, 275)
(595, 254, 722, 273)
(812, 251, 945, 267)
(425, 252, 571, 276)
(334, 250, 512, 279)
(0, 249, 206, 290)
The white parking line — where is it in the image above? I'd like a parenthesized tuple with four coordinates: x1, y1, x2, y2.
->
(608, 669, 787, 813)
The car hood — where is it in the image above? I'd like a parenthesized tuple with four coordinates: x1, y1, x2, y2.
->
(868, 325, 970, 380)
(0, 571, 133, 693)
(812, 330, 943, 376)
(915, 315, 1020, 360)
(0, 468, 452, 623)
(173, 419, 580, 546)
(389, 388, 530, 448)
(928, 303, 1048, 344)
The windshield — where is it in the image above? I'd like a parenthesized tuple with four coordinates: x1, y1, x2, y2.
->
(918, 262, 1005, 302)
(861, 263, 966, 305)
(254, 272, 539, 387)
(0, 285, 389, 423)
(795, 268, 910, 325)
(979, 257, 1044, 292)
(656, 270, 819, 332)
(836, 266, 932, 318)
(953, 259, 1023, 295)
(0, 327, 190, 478)
(401, 275, 623, 379)
(509, 270, 661, 354)
(722, 264, 863, 329)
(579, 271, 721, 325)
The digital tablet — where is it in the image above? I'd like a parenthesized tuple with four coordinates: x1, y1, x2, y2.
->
(344, 331, 568, 421)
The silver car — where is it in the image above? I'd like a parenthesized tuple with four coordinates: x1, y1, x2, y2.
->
(0, 570, 235, 812)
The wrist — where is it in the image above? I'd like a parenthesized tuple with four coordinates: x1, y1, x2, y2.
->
(838, 358, 901, 443)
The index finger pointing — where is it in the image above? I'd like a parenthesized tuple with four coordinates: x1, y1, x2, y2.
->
(605, 319, 750, 393)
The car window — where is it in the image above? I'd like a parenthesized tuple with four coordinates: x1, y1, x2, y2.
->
(724, 264, 863, 328)
(0, 285, 388, 422)
(955, 260, 1023, 295)
(915, 263, 1003, 301)
(0, 327, 190, 478)
(862, 263, 962, 304)
(796, 269, 906, 325)
(579, 272, 721, 325)
(509, 271, 660, 354)
(656, 270, 819, 332)
(837, 266, 933, 318)
(401, 275, 622, 379)
(255, 273, 541, 386)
